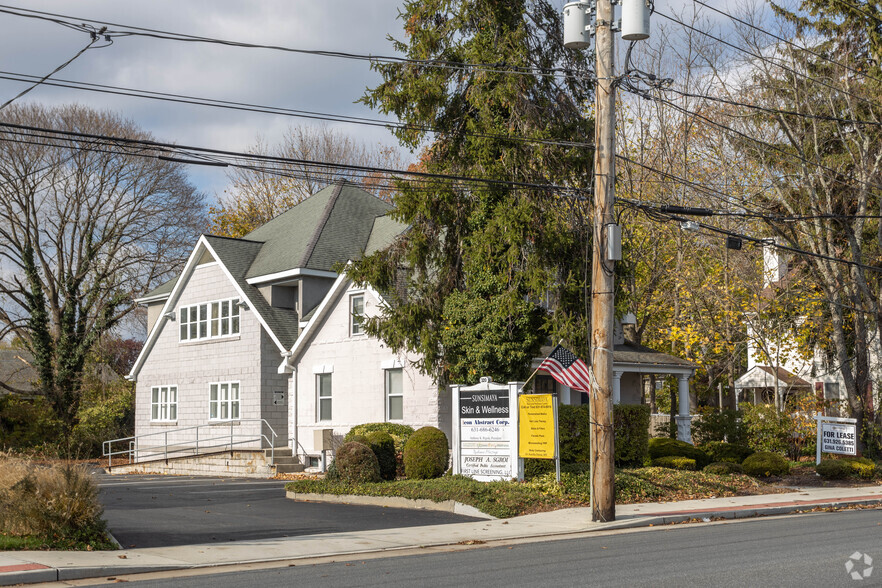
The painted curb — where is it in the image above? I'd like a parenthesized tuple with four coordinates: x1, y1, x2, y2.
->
(286, 491, 496, 519)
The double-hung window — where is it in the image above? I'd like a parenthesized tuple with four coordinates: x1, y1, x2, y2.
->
(209, 382, 240, 420)
(350, 294, 364, 336)
(385, 368, 403, 421)
(317, 374, 332, 421)
(151, 385, 177, 421)
(179, 298, 240, 341)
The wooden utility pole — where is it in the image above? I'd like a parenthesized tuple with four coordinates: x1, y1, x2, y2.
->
(589, 0, 616, 523)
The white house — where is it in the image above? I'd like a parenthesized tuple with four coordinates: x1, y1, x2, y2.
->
(125, 181, 445, 471)
(121, 181, 700, 474)
(734, 243, 873, 413)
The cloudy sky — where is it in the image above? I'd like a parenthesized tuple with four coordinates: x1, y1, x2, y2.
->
(0, 0, 707, 200)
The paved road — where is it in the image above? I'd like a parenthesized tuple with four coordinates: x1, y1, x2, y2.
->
(97, 474, 483, 548)
(93, 508, 882, 587)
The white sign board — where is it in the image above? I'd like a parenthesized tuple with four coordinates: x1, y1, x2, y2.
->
(820, 422, 857, 456)
(452, 379, 520, 482)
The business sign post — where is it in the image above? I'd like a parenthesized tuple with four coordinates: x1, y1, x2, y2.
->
(452, 378, 520, 482)
(517, 393, 559, 482)
(816, 415, 858, 464)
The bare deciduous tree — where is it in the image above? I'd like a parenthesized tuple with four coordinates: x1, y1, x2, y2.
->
(209, 125, 405, 237)
(0, 104, 206, 425)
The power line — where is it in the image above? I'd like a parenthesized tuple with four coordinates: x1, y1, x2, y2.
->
(622, 87, 882, 194)
(0, 37, 100, 110)
(0, 4, 584, 81)
(0, 70, 596, 150)
(692, 0, 882, 89)
(653, 9, 879, 110)
(621, 197, 882, 274)
(0, 119, 593, 197)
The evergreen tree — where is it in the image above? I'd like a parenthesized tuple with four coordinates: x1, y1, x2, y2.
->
(347, 0, 595, 384)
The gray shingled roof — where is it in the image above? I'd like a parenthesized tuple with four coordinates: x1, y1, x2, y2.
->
(0, 349, 37, 394)
(139, 182, 403, 349)
(613, 342, 696, 368)
(202, 235, 300, 349)
(243, 182, 395, 277)
(141, 276, 178, 300)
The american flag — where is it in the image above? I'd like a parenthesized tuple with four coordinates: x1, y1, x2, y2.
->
(538, 344, 592, 392)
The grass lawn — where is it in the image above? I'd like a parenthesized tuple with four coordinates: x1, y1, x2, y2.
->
(286, 467, 779, 519)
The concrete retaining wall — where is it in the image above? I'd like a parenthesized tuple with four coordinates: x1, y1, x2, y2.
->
(107, 450, 275, 478)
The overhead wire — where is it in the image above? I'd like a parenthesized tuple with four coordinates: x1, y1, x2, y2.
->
(0, 70, 596, 150)
(0, 120, 594, 198)
(0, 4, 584, 81)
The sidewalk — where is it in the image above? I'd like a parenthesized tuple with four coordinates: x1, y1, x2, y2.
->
(3, 485, 882, 585)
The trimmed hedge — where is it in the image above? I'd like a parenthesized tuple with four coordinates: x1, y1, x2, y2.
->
(403, 427, 449, 480)
(703, 461, 744, 475)
(334, 442, 381, 483)
(742, 451, 790, 477)
(365, 431, 397, 481)
(615, 405, 651, 467)
(345, 423, 416, 455)
(525, 404, 650, 477)
(816, 457, 876, 480)
(648, 437, 711, 468)
(700, 441, 754, 464)
(651, 456, 696, 471)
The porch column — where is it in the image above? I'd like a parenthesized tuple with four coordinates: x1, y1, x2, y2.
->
(675, 374, 692, 443)
(613, 371, 622, 405)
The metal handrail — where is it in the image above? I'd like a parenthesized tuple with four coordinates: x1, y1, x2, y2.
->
(103, 419, 279, 468)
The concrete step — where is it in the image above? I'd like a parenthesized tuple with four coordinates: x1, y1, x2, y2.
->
(275, 463, 306, 474)
(271, 456, 302, 466)
(267, 447, 293, 458)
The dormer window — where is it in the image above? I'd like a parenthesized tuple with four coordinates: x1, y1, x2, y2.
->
(350, 294, 365, 336)
(180, 297, 240, 341)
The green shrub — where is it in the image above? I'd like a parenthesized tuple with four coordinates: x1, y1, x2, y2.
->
(742, 404, 789, 454)
(845, 457, 877, 480)
(817, 457, 877, 480)
(346, 434, 370, 448)
(334, 442, 381, 483)
(614, 405, 650, 467)
(71, 380, 135, 457)
(651, 456, 696, 470)
(403, 427, 449, 480)
(703, 461, 744, 475)
(815, 458, 851, 480)
(0, 396, 63, 450)
(692, 408, 746, 445)
(700, 441, 754, 464)
(345, 423, 415, 455)
(523, 458, 555, 479)
(365, 431, 397, 481)
(557, 405, 591, 464)
(648, 437, 711, 468)
(742, 451, 790, 477)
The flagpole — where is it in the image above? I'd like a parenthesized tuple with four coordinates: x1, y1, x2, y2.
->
(519, 340, 564, 393)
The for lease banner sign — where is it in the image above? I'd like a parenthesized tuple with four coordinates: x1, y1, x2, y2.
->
(820, 422, 857, 456)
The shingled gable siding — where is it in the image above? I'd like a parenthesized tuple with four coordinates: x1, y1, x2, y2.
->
(294, 285, 448, 455)
(135, 262, 283, 452)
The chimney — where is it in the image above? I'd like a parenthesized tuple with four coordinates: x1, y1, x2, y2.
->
(622, 312, 637, 346)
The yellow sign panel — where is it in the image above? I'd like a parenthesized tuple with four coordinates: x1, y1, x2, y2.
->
(518, 394, 555, 459)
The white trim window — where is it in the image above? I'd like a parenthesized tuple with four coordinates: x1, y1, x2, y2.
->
(385, 368, 403, 421)
(350, 294, 364, 336)
(317, 373, 332, 421)
(180, 298, 240, 341)
(209, 381, 240, 420)
(151, 385, 178, 421)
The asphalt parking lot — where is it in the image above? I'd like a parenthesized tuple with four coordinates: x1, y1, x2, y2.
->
(97, 473, 483, 548)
